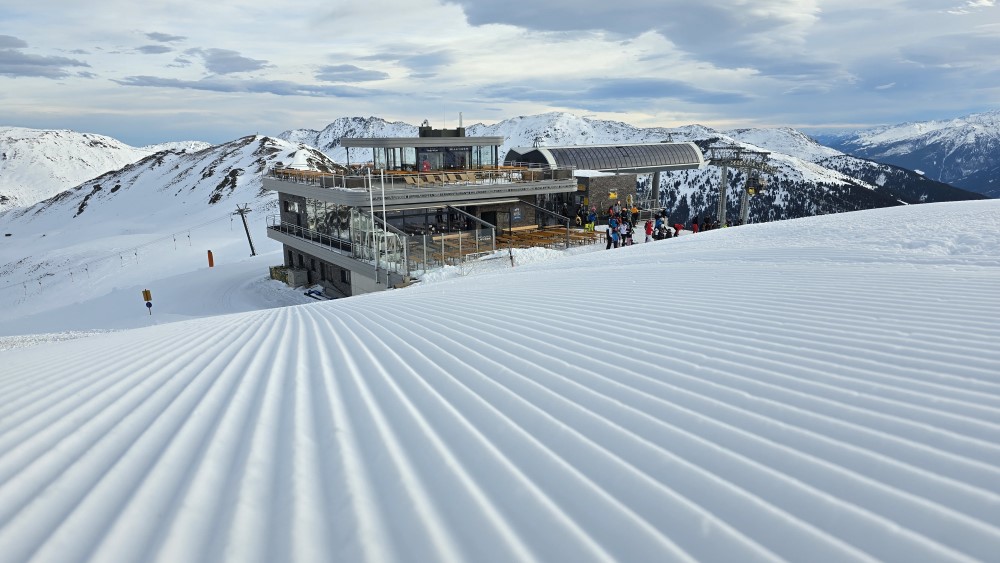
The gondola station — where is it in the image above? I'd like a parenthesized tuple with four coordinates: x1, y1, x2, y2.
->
(264, 124, 706, 297)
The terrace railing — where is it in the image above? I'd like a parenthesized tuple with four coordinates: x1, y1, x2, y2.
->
(266, 163, 575, 192)
(267, 214, 499, 279)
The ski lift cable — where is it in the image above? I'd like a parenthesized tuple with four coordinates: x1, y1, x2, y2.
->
(0, 212, 233, 293)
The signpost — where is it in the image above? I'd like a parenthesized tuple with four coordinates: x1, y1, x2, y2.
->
(142, 289, 152, 315)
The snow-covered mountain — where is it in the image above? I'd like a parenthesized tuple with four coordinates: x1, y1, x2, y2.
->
(141, 140, 213, 154)
(0, 135, 339, 327)
(821, 109, 1000, 198)
(0, 127, 210, 211)
(279, 116, 419, 163)
(281, 113, 983, 223)
(3, 135, 337, 225)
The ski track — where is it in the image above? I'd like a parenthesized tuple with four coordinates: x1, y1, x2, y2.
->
(1, 204, 1000, 562)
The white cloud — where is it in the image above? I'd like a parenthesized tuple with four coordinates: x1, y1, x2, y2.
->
(0, 0, 995, 144)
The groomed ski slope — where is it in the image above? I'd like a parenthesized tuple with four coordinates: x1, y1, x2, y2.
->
(1, 200, 999, 562)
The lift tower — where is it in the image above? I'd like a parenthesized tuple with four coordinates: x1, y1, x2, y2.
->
(705, 145, 777, 227)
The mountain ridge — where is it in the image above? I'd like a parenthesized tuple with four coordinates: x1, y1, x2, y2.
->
(819, 109, 1000, 197)
(278, 113, 984, 221)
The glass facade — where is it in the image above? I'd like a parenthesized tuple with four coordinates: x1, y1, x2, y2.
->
(370, 145, 496, 171)
(474, 145, 496, 169)
(306, 198, 352, 240)
(418, 147, 472, 170)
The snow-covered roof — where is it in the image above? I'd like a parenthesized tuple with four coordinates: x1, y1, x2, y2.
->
(1, 200, 999, 561)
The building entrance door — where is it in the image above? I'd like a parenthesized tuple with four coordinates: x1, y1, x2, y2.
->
(481, 210, 497, 228)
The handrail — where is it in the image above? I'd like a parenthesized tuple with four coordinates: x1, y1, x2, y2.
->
(266, 215, 353, 253)
(371, 213, 407, 237)
(268, 213, 499, 277)
(266, 164, 577, 192)
(446, 205, 497, 231)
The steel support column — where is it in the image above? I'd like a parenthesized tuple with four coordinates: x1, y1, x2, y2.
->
(651, 170, 661, 210)
(716, 164, 729, 227)
(739, 188, 750, 226)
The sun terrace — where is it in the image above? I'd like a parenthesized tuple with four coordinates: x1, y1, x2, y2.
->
(263, 125, 589, 295)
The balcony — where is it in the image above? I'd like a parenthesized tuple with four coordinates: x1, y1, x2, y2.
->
(267, 214, 499, 278)
(262, 164, 579, 210)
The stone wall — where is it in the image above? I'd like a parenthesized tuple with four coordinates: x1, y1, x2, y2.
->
(578, 174, 638, 217)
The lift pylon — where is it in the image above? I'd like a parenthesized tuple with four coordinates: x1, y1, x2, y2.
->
(705, 145, 777, 227)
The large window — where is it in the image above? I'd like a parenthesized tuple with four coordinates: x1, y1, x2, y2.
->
(473, 145, 496, 168)
(306, 199, 351, 240)
(417, 147, 476, 170)
(374, 147, 419, 170)
(417, 148, 444, 171)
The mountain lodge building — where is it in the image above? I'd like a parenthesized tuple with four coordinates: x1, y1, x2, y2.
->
(264, 126, 705, 297)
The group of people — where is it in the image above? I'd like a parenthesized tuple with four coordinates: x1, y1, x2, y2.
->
(604, 206, 725, 249)
(605, 215, 635, 248)
(604, 202, 651, 249)
(690, 215, 722, 233)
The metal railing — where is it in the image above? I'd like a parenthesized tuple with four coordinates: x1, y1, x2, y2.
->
(266, 216, 353, 253)
(267, 163, 576, 192)
(267, 214, 498, 278)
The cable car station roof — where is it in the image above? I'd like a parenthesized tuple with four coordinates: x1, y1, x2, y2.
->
(506, 142, 706, 173)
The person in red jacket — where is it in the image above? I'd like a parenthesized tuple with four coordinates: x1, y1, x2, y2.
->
(673, 222, 682, 236)
(692, 216, 700, 233)
(644, 219, 653, 243)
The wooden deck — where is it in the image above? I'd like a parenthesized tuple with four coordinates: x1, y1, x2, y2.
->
(497, 226, 601, 249)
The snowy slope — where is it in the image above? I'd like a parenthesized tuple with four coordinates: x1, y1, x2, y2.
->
(0, 127, 206, 211)
(0, 200, 998, 562)
(0, 135, 339, 330)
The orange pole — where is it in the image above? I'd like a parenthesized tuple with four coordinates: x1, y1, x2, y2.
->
(207, 250, 214, 267)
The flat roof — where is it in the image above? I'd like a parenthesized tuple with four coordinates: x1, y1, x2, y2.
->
(343, 136, 506, 148)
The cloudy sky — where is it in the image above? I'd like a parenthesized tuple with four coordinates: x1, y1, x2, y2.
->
(1, 0, 997, 145)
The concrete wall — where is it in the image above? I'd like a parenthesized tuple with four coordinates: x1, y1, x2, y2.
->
(472, 200, 538, 230)
(281, 242, 405, 298)
(351, 269, 384, 295)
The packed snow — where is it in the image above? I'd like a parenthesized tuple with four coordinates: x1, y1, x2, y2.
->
(1, 200, 998, 562)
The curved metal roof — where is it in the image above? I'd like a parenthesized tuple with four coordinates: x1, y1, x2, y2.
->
(506, 142, 706, 172)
